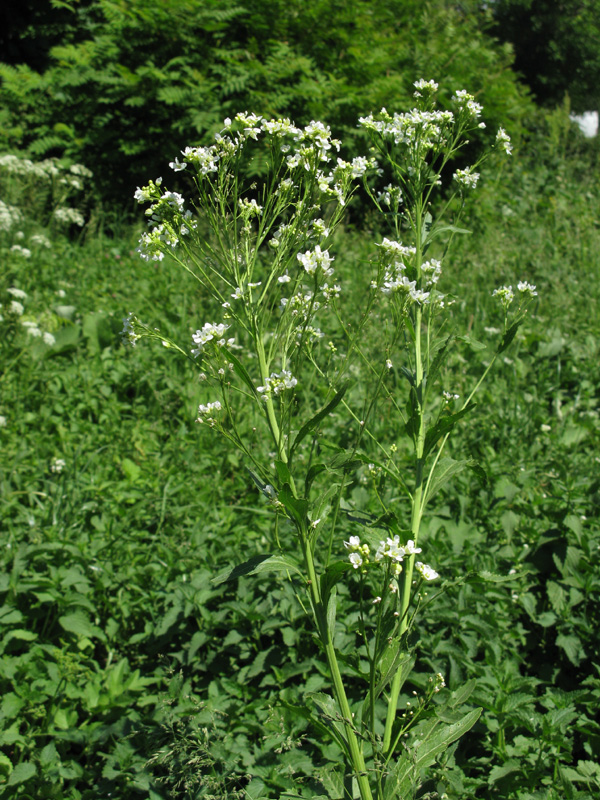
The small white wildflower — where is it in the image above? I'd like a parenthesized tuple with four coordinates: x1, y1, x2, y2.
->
(415, 562, 439, 581)
(50, 458, 66, 474)
(404, 540, 422, 555)
(414, 79, 439, 94)
(7, 287, 27, 299)
(9, 300, 24, 316)
(0, 416, 6, 427)
(517, 281, 537, 297)
(191, 322, 231, 355)
(386, 359, 393, 369)
(443, 391, 460, 402)
(492, 285, 514, 310)
(349, 552, 363, 569)
(196, 400, 223, 425)
(42, 331, 56, 346)
(10, 245, 32, 258)
(496, 127, 513, 155)
(453, 167, 480, 189)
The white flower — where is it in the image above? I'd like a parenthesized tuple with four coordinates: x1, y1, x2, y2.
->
(344, 535, 361, 549)
(404, 539, 422, 555)
(0, 415, 6, 427)
(375, 535, 405, 563)
(496, 127, 513, 155)
(7, 287, 27, 299)
(492, 285, 514, 310)
(415, 562, 439, 581)
(10, 245, 31, 258)
(43, 331, 56, 346)
(256, 370, 298, 398)
(9, 300, 24, 316)
(191, 322, 231, 355)
(453, 167, 480, 189)
(297, 245, 334, 277)
(196, 400, 223, 426)
(452, 89, 483, 118)
(53, 207, 85, 226)
(517, 281, 537, 297)
(349, 552, 363, 569)
(414, 79, 439, 94)
(51, 458, 66, 474)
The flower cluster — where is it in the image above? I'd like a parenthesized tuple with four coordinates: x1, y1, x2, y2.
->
(344, 534, 439, 581)
(196, 401, 222, 426)
(453, 167, 480, 190)
(360, 106, 455, 152)
(53, 207, 85, 227)
(375, 536, 422, 576)
(256, 370, 298, 401)
(344, 536, 371, 569)
(452, 89, 483, 120)
(377, 247, 440, 305)
(191, 322, 233, 357)
(495, 127, 513, 155)
(0, 201, 24, 233)
(492, 281, 537, 310)
(297, 245, 334, 278)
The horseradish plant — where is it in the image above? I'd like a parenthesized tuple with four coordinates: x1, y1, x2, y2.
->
(127, 81, 535, 799)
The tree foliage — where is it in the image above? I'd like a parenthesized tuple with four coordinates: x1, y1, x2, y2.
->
(490, 0, 600, 112)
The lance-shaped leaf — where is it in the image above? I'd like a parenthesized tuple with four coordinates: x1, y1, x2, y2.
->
(290, 383, 348, 460)
(423, 402, 476, 458)
(424, 457, 487, 502)
(212, 553, 302, 585)
(497, 318, 523, 354)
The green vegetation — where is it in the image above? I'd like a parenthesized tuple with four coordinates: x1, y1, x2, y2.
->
(1, 2, 599, 798)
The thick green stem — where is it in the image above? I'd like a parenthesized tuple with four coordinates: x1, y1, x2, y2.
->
(303, 539, 374, 800)
(382, 225, 427, 753)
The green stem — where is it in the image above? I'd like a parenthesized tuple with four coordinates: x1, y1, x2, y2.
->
(382, 206, 427, 754)
(302, 538, 374, 800)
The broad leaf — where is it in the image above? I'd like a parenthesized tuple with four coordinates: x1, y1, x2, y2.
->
(211, 553, 302, 585)
(383, 708, 481, 800)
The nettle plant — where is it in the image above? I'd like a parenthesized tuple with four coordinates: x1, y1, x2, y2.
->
(128, 81, 536, 799)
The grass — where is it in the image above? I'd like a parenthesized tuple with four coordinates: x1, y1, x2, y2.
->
(1, 125, 600, 799)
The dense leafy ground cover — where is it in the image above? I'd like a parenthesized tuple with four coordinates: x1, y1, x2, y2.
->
(1, 121, 600, 799)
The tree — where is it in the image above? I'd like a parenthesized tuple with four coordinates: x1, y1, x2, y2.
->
(490, 0, 600, 112)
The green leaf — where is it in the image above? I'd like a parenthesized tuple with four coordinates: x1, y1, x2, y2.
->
(497, 318, 522, 354)
(556, 633, 584, 666)
(275, 459, 292, 486)
(425, 457, 478, 501)
(7, 761, 37, 786)
(423, 402, 476, 458)
(58, 611, 105, 640)
(384, 708, 482, 800)
(290, 383, 348, 459)
(278, 483, 309, 529)
(456, 334, 487, 351)
(308, 692, 348, 754)
(227, 350, 258, 395)
(326, 586, 337, 637)
(211, 553, 302, 585)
